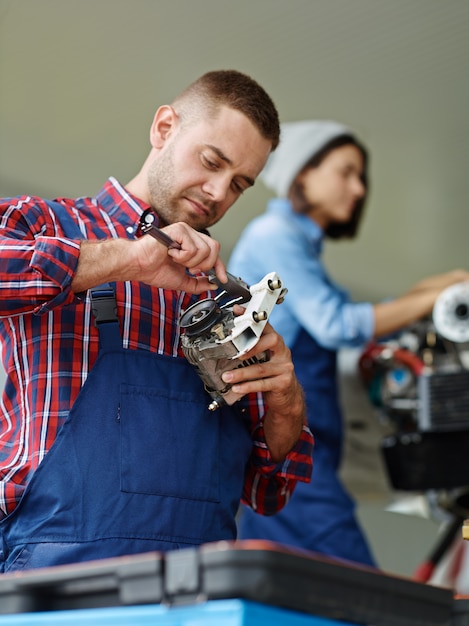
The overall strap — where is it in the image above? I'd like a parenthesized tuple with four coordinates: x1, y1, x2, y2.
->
(90, 283, 122, 350)
(42, 200, 123, 351)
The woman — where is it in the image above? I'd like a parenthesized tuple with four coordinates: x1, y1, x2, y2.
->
(228, 120, 469, 567)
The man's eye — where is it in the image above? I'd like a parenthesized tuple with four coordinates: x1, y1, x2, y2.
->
(231, 180, 245, 194)
(202, 154, 218, 169)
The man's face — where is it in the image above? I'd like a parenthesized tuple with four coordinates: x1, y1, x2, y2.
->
(147, 106, 272, 230)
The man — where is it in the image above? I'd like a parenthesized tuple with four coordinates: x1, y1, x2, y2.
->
(0, 70, 313, 572)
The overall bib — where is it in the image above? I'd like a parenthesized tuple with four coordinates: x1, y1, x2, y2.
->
(0, 206, 253, 572)
(239, 328, 376, 567)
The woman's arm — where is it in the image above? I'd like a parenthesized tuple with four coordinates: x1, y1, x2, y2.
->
(373, 270, 469, 338)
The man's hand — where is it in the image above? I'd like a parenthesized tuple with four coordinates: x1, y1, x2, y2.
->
(72, 222, 227, 294)
(221, 313, 306, 462)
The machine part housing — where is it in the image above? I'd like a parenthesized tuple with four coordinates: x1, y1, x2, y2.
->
(180, 272, 286, 410)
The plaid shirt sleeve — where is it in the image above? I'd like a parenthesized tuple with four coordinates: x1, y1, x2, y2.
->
(0, 197, 81, 316)
(242, 402, 314, 516)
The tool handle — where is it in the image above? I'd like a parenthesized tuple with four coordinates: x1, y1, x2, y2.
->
(138, 209, 251, 303)
(139, 209, 182, 250)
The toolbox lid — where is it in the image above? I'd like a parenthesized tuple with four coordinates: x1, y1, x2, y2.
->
(165, 540, 454, 626)
(0, 551, 163, 614)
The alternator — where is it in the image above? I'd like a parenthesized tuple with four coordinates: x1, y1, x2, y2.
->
(179, 272, 287, 411)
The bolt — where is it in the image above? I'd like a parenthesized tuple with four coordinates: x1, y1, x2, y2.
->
(252, 311, 268, 322)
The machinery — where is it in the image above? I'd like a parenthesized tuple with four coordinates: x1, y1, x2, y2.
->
(179, 272, 287, 411)
(358, 281, 469, 578)
(358, 281, 469, 492)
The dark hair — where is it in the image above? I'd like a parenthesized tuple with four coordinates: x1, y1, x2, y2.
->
(172, 70, 280, 150)
(289, 135, 369, 239)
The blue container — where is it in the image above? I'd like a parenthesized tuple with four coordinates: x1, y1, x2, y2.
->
(0, 600, 354, 626)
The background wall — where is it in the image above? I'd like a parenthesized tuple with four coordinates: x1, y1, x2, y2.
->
(1, 0, 469, 579)
(2, 0, 469, 301)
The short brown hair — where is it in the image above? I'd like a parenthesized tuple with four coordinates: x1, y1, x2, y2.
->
(172, 70, 280, 150)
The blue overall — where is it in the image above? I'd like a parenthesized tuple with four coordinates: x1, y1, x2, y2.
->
(0, 208, 253, 573)
(239, 328, 376, 567)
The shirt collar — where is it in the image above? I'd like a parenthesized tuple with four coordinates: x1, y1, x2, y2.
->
(96, 177, 151, 221)
(93, 177, 153, 238)
(266, 197, 324, 252)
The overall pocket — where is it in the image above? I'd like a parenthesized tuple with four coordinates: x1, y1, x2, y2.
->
(119, 383, 220, 503)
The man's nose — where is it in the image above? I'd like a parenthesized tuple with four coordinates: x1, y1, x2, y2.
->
(202, 174, 230, 201)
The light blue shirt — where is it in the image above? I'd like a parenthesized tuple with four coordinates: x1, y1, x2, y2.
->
(228, 198, 374, 350)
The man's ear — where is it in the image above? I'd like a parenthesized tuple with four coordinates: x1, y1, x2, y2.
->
(149, 105, 179, 149)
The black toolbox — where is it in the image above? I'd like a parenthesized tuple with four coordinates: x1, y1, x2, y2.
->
(165, 540, 453, 626)
(454, 598, 469, 626)
(0, 540, 454, 625)
(0, 550, 164, 614)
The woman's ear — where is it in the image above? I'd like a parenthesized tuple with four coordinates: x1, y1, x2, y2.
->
(149, 105, 179, 149)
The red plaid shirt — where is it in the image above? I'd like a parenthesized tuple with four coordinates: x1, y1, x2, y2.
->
(0, 177, 313, 518)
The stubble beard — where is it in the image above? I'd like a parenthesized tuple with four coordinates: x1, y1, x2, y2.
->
(147, 145, 215, 231)
(147, 143, 179, 227)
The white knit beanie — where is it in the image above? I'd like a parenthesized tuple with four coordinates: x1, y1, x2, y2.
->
(260, 120, 353, 197)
